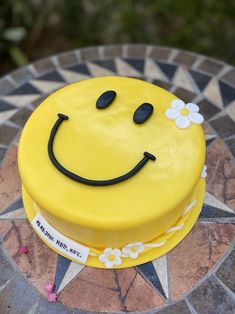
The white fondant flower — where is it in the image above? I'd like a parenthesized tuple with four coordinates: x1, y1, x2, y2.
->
(201, 165, 207, 178)
(122, 242, 145, 259)
(98, 248, 122, 268)
(165, 99, 204, 129)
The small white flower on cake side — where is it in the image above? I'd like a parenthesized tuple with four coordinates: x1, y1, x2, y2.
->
(201, 165, 207, 178)
(98, 248, 122, 268)
(165, 99, 204, 129)
(122, 242, 145, 259)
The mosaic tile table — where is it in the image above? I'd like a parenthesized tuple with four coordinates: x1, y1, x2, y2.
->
(0, 44, 235, 314)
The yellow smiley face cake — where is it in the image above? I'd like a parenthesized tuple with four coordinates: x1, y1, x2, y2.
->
(18, 76, 206, 268)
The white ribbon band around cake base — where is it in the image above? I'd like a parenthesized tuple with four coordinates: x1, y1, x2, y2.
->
(31, 197, 197, 268)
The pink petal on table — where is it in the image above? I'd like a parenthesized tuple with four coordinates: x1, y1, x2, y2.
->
(47, 292, 57, 302)
(46, 283, 55, 293)
(19, 245, 28, 254)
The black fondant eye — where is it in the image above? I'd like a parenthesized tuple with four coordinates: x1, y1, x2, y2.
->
(133, 103, 154, 124)
(96, 90, 116, 109)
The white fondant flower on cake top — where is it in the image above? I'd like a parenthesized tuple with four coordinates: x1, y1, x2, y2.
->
(98, 248, 122, 268)
(122, 242, 145, 259)
(165, 99, 204, 129)
(201, 165, 207, 178)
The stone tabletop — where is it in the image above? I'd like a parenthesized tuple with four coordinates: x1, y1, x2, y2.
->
(0, 44, 235, 313)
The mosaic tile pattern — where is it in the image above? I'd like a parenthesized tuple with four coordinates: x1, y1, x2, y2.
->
(0, 44, 235, 313)
(188, 276, 235, 314)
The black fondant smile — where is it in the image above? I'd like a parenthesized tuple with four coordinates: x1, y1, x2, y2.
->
(48, 113, 156, 186)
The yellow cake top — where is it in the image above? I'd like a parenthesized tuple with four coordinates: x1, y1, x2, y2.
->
(18, 76, 205, 231)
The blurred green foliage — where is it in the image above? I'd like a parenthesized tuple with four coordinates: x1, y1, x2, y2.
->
(0, 0, 235, 75)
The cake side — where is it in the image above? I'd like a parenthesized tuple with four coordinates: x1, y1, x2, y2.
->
(22, 178, 206, 268)
(22, 177, 203, 249)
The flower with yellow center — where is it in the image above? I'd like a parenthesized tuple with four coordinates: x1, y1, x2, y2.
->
(180, 108, 189, 116)
(98, 248, 122, 268)
(122, 242, 145, 259)
(108, 254, 116, 261)
(165, 99, 204, 129)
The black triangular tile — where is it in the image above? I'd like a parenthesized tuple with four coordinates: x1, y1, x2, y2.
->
(0, 147, 6, 163)
(219, 81, 235, 107)
(0, 198, 23, 215)
(173, 87, 196, 103)
(225, 138, 235, 158)
(152, 79, 172, 91)
(136, 262, 166, 299)
(54, 255, 71, 292)
(189, 70, 211, 91)
(200, 204, 235, 219)
(206, 136, 217, 147)
(210, 115, 235, 139)
(197, 99, 221, 120)
(123, 58, 145, 73)
(126, 76, 146, 81)
(9, 83, 41, 95)
(31, 94, 49, 108)
(66, 63, 91, 76)
(156, 62, 177, 81)
(0, 100, 16, 111)
(92, 59, 117, 73)
(38, 71, 66, 82)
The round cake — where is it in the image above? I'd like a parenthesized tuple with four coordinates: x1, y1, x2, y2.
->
(18, 76, 206, 268)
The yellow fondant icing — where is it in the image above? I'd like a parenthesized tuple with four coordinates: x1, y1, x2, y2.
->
(18, 76, 206, 267)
